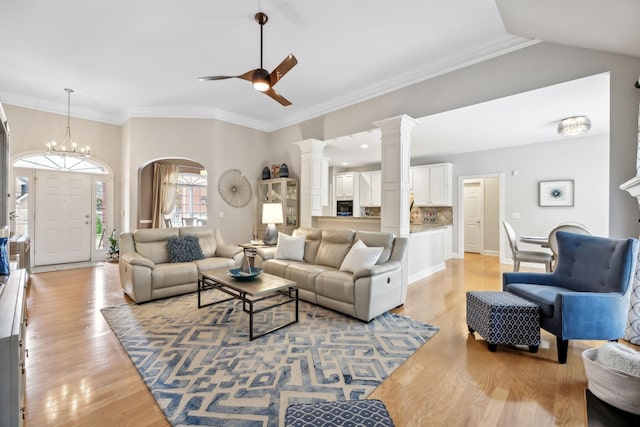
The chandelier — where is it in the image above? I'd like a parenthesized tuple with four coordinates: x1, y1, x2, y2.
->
(46, 88, 90, 157)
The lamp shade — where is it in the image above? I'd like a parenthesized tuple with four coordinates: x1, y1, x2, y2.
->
(262, 203, 283, 224)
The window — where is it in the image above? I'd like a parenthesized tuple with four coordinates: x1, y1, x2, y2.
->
(167, 172, 207, 226)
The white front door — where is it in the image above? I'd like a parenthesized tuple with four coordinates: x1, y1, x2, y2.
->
(464, 180, 484, 253)
(34, 171, 92, 266)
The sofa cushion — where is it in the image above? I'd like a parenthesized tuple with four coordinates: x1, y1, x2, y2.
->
(506, 283, 572, 317)
(275, 232, 305, 261)
(194, 257, 236, 273)
(314, 229, 355, 269)
(134, 228, 179, 264)
(285, 263, 332, 294)
(151, 262, 199, 290)
(180, 226, 218, 258)
(293, 227, 322, 264)
(167, 236, 205, 263)
(316, 270, 355, 304)
(340, 240, 383, 273)
(354, 231, 395, 264)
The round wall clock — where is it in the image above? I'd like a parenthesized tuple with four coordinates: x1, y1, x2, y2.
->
(218, 169, 252, 208)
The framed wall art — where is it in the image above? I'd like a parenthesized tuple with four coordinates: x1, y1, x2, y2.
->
(539, 180, 574, 207)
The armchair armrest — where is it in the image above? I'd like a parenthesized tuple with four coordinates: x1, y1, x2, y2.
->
(216, 244, 243, 259)
(502, 272, 557, 290)
(558, 291, 628, 339)
(121, 252, 155, 269)
(353, 261, 401, 280)
(256, 246, 277, 261)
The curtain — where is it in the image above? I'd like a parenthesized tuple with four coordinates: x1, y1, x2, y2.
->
(151, 163, 178, 228)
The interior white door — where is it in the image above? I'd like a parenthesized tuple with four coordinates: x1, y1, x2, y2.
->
(34, 171, 92, 266)
(464, 180, 484, 253)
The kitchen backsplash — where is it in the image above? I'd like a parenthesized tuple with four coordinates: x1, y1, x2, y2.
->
(410, 206, 453, 225)
(363, 206, 453, 225)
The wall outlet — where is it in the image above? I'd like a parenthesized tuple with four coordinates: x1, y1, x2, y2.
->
(512, 212, 520, 219)
(219, 211, 224, 218)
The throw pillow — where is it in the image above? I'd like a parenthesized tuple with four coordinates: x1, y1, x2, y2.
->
(275, 232, 305, 261)
(167, 235, 205, 263)
(340, 239, 383, 273)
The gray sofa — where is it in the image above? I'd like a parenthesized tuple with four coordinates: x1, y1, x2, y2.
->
(119, 226, 243, 303)
(256, 227, 408, 321)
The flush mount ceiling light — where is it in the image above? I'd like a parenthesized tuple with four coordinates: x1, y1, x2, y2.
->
(45, 88, 90, 157)
(557, 116, 591, 137)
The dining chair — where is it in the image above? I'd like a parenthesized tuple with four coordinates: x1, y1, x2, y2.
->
(182, 217, 197, 226)
(163, 217, 173, 228)
(548, 222, 591, 270)
(503, 221, 552, 272)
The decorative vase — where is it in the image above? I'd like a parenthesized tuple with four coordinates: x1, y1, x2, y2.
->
(279, 163, 289, 178)
(262, 166, 271, 180)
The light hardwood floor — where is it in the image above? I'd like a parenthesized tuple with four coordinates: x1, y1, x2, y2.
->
(23, 254, 634, 426)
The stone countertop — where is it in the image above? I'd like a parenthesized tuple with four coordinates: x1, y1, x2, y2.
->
(313, 216, 381, 220)
(409, 224, 450, 233)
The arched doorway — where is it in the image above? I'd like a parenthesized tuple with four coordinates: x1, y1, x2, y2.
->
(12, 152, 115, 266)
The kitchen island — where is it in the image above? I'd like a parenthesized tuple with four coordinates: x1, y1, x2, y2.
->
(312, 216, 382, 232)
(312, 216, 451, 284)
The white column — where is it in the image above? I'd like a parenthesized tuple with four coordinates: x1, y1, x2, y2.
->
(373, 115, 417, 304)
(296, 139, 327, 228)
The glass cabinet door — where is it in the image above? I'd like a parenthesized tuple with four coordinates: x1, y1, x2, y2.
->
(271, 182, 282, 203)
(259, 182, 270, 202)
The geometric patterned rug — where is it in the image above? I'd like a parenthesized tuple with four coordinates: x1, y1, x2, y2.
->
(101, 293, 438, 426)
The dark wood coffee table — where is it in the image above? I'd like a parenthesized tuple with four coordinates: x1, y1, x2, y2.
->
(198, 268, 298, 340)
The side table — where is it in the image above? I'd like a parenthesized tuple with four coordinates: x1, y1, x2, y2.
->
(240, 242, 275, 268)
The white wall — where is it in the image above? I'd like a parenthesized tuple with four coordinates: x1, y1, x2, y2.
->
(123, 117, 270, 244)
(442, 134, 608, 256)
(268, 42, 640, 239)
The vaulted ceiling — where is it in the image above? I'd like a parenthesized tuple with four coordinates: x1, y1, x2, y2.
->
(0, 1, 637, 166)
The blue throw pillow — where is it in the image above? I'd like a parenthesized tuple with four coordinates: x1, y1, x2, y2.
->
(167, 236, 205, 263)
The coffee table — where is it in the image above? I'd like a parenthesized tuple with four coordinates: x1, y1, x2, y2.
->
(198, 268, 298, 340)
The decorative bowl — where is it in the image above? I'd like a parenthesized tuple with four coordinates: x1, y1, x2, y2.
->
(228, 267, 262, 282)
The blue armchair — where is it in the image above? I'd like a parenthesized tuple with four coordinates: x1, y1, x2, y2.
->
(503, 231, 639, 363)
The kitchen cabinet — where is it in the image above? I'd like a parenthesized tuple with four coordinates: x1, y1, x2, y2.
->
(359, 171, 381, 207)
(410, 163, 453, 206)
(0, 268, 28, 427)
(257, 178, 298, 238)
(408, 228, 446, 283)
(335, 173, 355, 200)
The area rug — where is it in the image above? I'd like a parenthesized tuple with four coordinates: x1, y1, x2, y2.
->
(101, 293, 438, 426)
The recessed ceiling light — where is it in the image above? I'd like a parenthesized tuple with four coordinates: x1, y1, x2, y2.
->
(361, 144, 368, 149)
(342, 162, 348, 166)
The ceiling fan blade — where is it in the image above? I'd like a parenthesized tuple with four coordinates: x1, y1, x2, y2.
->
(264, 87, 291, 106)
(198, 69, 257, 82)
(198, 75, 235, 81)
(269, 54, 298, 86)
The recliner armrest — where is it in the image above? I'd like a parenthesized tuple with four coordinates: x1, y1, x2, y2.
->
(256, 247, 277, 261)
(121, 252, 155, 269)
(353, 261, 401, 280)
(216, 244, 243, 259)
(502, 272, 557, 290)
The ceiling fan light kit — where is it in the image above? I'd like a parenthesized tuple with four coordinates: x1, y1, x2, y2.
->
(199, 12, 297, 106)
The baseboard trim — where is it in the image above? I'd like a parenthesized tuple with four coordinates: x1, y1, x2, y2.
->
(409, 262, 446, 285)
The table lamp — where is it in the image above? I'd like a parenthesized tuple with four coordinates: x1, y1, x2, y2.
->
(262, 203, 283, 245)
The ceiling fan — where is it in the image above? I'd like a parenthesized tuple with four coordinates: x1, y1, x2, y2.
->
(199, 12, 298, 106)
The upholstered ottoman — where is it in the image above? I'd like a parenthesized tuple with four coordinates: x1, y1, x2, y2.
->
(285, 399, 394, 427)
(466, 291, 540, 353)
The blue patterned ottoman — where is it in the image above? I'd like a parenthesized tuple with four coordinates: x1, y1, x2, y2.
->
(466, 291, 540, 353)
(285, 399, 394, 427)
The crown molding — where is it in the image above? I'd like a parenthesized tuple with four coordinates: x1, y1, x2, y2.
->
(1, 36, 538, 133)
